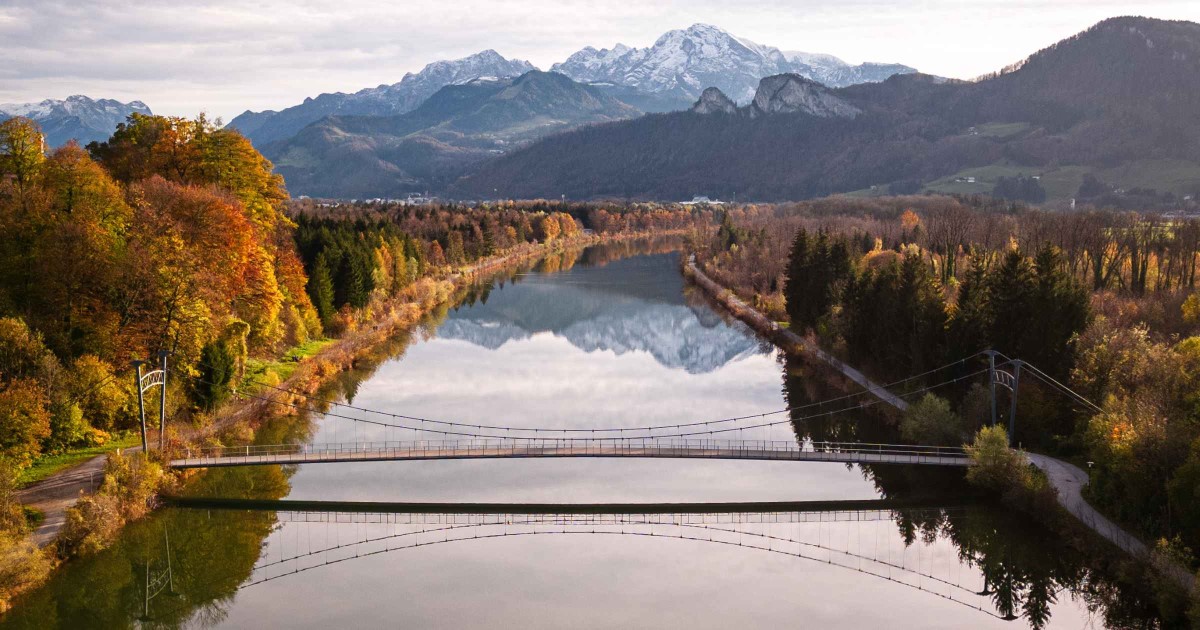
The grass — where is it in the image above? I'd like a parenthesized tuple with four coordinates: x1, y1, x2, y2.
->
(18, 433, 141, 486)
(923, 163, 1089, 200)
(1097, 159, 1200, 196)
(241, 337, 336, 394)
(23, 506, 43, 528)
(972, 121, 1033, 139)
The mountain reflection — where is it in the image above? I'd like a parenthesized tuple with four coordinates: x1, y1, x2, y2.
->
(439, 252, 766, 373)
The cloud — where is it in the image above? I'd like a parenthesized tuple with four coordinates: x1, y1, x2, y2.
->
(1, 0, 1198, 120)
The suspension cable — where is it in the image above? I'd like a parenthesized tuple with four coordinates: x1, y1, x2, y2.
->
(172, 365, 991, 441)
(187, 350, 992, 435)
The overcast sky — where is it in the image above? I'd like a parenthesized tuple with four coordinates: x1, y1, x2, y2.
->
(2, 0, 1199, 121)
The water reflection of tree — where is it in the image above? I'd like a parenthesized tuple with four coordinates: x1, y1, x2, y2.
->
(2, 464, 291, 628)
(781, 352, 1164, 629)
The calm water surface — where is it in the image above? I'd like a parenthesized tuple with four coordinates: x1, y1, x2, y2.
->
(3, 244, 1164, 628)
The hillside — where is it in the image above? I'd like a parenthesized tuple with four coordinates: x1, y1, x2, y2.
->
(458, 17, 1200, 202)
(265, 71, 639, 198)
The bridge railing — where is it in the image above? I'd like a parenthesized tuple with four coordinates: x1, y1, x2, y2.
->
(177, 438, 969, 463)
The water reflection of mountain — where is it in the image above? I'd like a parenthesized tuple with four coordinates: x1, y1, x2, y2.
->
(439, 253, 765, 373)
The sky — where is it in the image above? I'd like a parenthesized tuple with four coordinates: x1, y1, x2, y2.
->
(2, 0, 1199, 121)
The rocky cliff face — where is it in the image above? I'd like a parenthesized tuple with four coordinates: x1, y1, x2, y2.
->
(749, 74, 860, 118)
(691, 87, 737, 114)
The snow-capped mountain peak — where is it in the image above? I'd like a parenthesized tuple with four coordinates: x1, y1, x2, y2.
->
(0, 95, 152, 147)
(552, 23, 916, 103)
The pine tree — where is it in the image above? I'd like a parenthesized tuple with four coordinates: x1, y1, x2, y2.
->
(987, 249, 1037, 359)
(307, 253, 336, 325)
(949, 254, 991, 358)
(784, 229, 810, 326)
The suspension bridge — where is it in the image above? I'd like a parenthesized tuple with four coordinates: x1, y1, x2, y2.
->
(166, 352, 1017, 470)
(169, 438, 971, 468)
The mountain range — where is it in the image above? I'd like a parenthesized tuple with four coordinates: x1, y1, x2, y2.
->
(0, 95, 151, 147)
(551, 24, 914, 104)
(228, 50, 537, 146)
(458, 17, 1200, 202)
(227, 24, 915, 151)
(264, 71, 639, 199)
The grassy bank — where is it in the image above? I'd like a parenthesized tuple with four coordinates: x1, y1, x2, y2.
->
(17, 434, 141, 487)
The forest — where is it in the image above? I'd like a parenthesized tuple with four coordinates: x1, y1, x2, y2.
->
(696, 194, 1200, 573)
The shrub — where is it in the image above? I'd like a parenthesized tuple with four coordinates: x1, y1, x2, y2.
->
(900, 394, 967, 446)
(0, 529, 51, 608)
(965, 425, 1031, 490)
(56, 452, 165, 558)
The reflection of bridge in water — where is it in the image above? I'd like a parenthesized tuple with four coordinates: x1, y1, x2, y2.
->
(169, 439, 971, 468)
(160, 499, 1012, 621)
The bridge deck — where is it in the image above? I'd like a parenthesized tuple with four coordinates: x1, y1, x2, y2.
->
(169, 440, 971, 469)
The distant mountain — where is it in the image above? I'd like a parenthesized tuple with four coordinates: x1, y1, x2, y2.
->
(227, 50, 536, 145)
(458, 17, 1200, 202)
(265, 70, 639, 198)
(0, 95, 151, 147)
(551, 24, 916, 104)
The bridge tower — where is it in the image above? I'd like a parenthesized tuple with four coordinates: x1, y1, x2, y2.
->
(985, 350, 1021, 444)
(132, 350, 169, 453)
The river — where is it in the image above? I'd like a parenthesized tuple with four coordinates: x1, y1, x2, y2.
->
(1, 243, 1165, 628)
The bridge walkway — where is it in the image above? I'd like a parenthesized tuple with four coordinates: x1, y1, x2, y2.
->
(169, 439, 970, 469)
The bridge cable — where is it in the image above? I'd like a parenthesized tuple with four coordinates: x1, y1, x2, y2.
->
(182, 350, 993, 436)
(170, 365, 992, 442)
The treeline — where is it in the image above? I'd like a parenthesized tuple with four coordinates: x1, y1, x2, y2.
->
(698, 194, 1200, 562)
(294, 217, 426, 330)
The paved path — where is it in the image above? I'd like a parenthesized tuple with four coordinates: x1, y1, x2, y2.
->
(16, 454, 110, 546)
(1026, 453, 1195, 592)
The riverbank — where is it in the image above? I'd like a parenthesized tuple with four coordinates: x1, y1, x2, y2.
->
(683, 256, 907, 411)
(3, 231, 675, 609)
(684, 254, 1197, 596)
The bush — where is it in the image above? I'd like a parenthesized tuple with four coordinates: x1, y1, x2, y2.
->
(56, 452, 165, 558)
(965, 425, 1031, 490)
(0, 529, 51, 608)
(900, 394, 967, 446)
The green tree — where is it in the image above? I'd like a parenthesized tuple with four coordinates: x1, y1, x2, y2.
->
(0, 117, 46, 194)
(948, 254, 991, 358)
(901, 394, 968, 446)
(307, 253, 336, 326)
(965, 425, 1030, 491)
(987, 249, 1037, 359)
(192, 340, 236, 411)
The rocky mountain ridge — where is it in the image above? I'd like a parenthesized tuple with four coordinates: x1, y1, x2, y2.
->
(228, 50, 536, 145)
(552, 24, 916, 103)
(0, 95, 151, 147)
